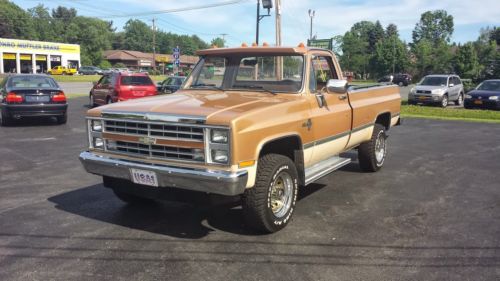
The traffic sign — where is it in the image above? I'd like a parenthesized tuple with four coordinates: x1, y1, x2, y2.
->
(172, 53, 180, 59)
(174, 59, 180, 66)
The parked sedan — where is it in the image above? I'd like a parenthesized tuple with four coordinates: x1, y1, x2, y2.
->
(0, 74, 68, 126)
(464, 79, 500, 110)
(79, 66, 103, 75)
(157, 76, 186, 93)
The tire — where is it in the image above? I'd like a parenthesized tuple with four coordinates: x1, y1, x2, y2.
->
(441, 94, 448, 108)
(89, 93, 96, 108)
(56, 113, 67, 124)
(455, 93, 464, 106)
(62, 72, 67, 76)
(107, 97, 113, 104)
(398, 81, 403, 87)
(358, 124, 387, 172)
(103, 176, 153, 205)
(242, 154, 299, 233)
(0, 110, 12, 126)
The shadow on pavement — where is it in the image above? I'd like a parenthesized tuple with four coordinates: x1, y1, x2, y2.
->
(47, 182, 327, 239)
(2, 116, 62, 127)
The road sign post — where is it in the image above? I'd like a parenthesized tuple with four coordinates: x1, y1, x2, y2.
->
(172, 46, 181, 75)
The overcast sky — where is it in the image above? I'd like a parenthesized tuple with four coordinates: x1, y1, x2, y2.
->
(14, 0, 500, 47)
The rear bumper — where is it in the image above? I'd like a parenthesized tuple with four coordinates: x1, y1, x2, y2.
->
(79, 151, 248, 196)
(1, 103, 67, 117)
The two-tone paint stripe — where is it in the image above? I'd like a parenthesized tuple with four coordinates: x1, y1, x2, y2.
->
(303, 122, 375, 150)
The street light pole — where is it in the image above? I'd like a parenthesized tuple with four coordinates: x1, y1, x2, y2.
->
(308, 9, 315, 40)
(255, 0, 272, 45)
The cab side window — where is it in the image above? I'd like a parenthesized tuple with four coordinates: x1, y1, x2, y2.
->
(98, 75, 110, 86)
(309, 56, 338, 92)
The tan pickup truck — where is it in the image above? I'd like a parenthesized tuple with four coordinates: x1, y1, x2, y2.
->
(80, 44, 401, 232)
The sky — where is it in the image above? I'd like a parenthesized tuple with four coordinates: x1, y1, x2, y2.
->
(13, 0, 500, 48)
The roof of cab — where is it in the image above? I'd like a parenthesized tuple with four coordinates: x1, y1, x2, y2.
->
(196, 45, 329, 56)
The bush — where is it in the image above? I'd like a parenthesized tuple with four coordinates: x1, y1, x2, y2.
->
(113, 62, 126, 68)
(99, 60, 112, 69)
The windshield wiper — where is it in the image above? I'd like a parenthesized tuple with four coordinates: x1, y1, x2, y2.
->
(190, 83, 223, 91)
(231, 85, 277, 95)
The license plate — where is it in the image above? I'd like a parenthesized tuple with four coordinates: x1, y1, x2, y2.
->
(419, 96, 427, 100)
(26, 95, 50, 102)
(130, 168, 158, 187)
(474, 100, 483, 105)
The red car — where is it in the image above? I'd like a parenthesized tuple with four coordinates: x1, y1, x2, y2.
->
(89, 72, 157, 107)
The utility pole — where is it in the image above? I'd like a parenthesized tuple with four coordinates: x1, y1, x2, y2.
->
(275, 0, 282, 79)
(255, 0, 272, 45)
(308, 9, 315, 40)
(220, 33, 228, 47)
(152, 18, 156, 71)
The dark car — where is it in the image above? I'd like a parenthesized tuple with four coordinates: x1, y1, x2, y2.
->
(79, 66, 103, 75)
(89, 72, 157, 107)
(393, 73, 412, 86)
(464, 79, 500, 110)
(0, 74, 67, 126)
(157, 76, 186, 93)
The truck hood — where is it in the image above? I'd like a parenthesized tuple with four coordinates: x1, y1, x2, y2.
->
(88, 89, 297, 125)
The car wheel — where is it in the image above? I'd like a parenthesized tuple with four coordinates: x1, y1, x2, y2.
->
(62, 72, 67, 76)
(56, 113, 67, 124)
(358, 124, 387, 172)
(107, 97, 113, 104)
(89, 94, 96, 108)
(398, 82, 403, 87)
(242, 153, 299, 233)
(0, 110, 12, 126)
(441, 95, 448, 108)
(455, 93, 464, 106)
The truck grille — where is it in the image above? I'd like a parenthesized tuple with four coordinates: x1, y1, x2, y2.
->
(416, 90, 431, 94)
(104, 120, 204, 142)
(106, 140, 204, 162)
(101, 119, 205, 163)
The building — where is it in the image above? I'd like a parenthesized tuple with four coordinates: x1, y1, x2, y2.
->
(103, 50, 198, 73)
(0, 38, 80, 74)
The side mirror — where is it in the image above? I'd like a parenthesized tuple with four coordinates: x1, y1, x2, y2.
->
(326, 79, 348, 94)
(449, 83, 454, 87)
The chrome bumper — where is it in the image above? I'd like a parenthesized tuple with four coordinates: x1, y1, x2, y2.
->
(79, 151, 248, 196)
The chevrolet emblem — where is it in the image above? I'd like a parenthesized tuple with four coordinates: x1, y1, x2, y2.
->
(138, 136, 156, 145)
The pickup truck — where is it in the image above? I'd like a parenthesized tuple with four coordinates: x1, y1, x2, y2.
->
(79, 44, 401, 233)
(48, 66, 77, 75)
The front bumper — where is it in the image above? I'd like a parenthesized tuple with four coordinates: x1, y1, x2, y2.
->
(2, 103, 67, 117)
(464, 99, 500, 110)
(79, 151, 248, 196)
(408, 94, 443, 104)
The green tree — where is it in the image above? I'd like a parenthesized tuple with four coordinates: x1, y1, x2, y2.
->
(412, 10, 454, 44)
(211, 37, 225, 48)
(385, 23, 399, 38)
(372, 35, 410, 77)
(339, 31, 369, 78)
(123, 19, 153, 52)
(0, 0, 36, 39)
(453, 42, 481, 79)
(28, 4, 57, 41)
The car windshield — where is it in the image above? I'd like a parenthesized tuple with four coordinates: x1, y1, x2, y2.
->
(477, 81, 500, 91)
(121, 76, 153, 86)
(420, 76, 448, 86)
(8, 76, 58, 88)
(187, 55, 304, 93)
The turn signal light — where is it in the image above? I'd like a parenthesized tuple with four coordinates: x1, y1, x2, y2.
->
(6, 92, 23, 103)
(52, 91, 66, 102)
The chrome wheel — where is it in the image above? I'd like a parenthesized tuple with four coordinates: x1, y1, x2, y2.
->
(457, 94, 463, 105)
(270, 171, 294, 218)
(374, 131, 386, 164)
(89, 94, 94, 107)
(441, 96, 448, 107)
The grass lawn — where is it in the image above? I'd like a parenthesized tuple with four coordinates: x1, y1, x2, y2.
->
(401, 104, 500, 123)
(66, 93, 88, 99)
(52, 75, 167, 83)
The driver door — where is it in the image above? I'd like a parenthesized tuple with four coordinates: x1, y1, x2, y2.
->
(306, 54, 352, 166)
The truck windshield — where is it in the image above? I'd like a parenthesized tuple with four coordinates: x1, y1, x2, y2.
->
(420, 77, 448, 86)
(188, 55, 304, 93)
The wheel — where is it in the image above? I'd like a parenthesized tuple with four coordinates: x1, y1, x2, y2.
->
(441, 95, 448, 108)
(89, 93, 96, 108)
(0, 110, 12, 126)
(56, 113, 67, 124)
(62, 72, 67, 75)
(408, 100, 416, 105)
(104, 176, 153, 205)
(107, 97, 113, 104)
(398, 81, 403, 87)
(455, 93, 464, 106)
(358, 124, 387, 172)
(242, 154, 299, 233)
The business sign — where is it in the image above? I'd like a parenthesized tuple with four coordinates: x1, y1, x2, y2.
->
(307, 38, 333, 50)
(0, 38, 80, 54)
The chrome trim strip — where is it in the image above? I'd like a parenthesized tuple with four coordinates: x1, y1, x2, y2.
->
(101, 110, 207, 124)
(79, 151, 247, 196)
(302, 123, 374, 149)
(347, 84, 398, 94)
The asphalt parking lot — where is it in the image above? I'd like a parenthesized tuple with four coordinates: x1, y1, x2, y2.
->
(0, 97, 499, 281)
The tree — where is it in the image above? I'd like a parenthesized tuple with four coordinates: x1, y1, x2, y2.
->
(372, 36, 410, 77)
(0, 0, 36, 39)
(28, 4, 57, 41)
(453, 43, 481, 79)
(412, 10, 454, 44)
(211, 37, 225, 48)
(386, 23, 399, 38)
(339, 31, 369, 78)
(123, 19, 153, 52)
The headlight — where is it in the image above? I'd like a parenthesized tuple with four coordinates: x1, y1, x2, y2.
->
(489, 96, 499, 100)
(211, 150, 229, 163)
(465, 94, 472, 99)
(91, 120, 102, 132)
(211, 129, 228, 143)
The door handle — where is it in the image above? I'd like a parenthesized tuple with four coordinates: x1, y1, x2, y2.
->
(338, 95, 347, 100)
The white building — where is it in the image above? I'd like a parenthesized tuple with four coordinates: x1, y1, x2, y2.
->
(0, 38, 80, 74)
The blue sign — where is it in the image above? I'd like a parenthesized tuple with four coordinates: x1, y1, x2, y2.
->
(172, 53, 180, 59)
(174, 59, 180, 66)
(173, 46, 180, 54)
